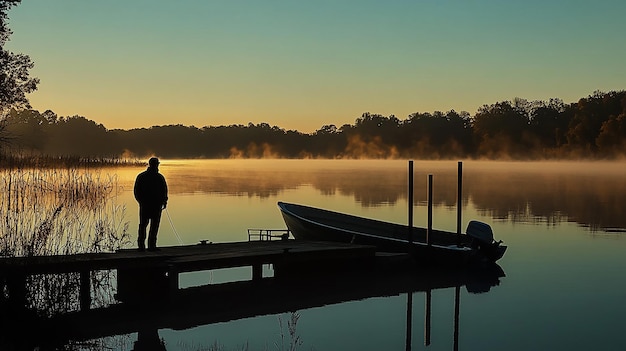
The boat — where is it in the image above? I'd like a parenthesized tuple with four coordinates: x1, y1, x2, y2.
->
(277, 201, 507, 265)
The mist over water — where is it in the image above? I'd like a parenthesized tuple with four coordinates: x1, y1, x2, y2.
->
(115, 159, 626, 239)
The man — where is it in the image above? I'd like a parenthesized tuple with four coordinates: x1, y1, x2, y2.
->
(134, 157, 168, 251)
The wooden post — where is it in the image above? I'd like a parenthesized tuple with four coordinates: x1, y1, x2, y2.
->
(457, 161, 463, 244)
(252, 264, 262, 281)
(427, 174, 433, 246)
(408, 160, 414, 245)
(0, 278, 5, 305)
(79, 270, 91, 311)
(6, 274, 26, 307)
(168, 265, 179, 294)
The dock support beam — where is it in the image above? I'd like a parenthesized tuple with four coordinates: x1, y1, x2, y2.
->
(168, 265, 179, 294)
(79, 271, 91, 311)
(252, 264, 262, 281)
(6, 275, 26, 307)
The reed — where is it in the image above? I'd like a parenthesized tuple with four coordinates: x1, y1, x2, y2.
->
(0, 167, 129, 257)
(276, 312, 303, 351)
(0, 165, 130, 317)
(0, 152, 142, 170)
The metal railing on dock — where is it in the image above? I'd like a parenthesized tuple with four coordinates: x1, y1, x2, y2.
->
(247, 229, 291, 241)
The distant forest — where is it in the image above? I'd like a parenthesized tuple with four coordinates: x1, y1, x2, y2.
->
(2, 90, 626, 160)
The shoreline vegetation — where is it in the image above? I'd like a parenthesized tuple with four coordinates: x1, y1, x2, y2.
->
(0, 154, 143, 170)
(2, 90, 626, 161)
(0, 165, 129, 317)
(0, 166, 130, 258)
(0, 163, 129, 316)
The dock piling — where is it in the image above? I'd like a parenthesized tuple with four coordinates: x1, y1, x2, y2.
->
(167, 265, 179, 293)
(252, 264, 262, 281)
(79, 271, 91, 311)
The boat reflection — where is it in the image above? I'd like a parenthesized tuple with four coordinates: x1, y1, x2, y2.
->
(2, 263, 505, 350)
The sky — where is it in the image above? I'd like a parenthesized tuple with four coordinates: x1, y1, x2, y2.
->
(6, 0, 626, 133)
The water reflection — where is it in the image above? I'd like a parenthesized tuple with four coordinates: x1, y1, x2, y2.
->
(3, 159, 622, 350)
(132, 328, 166, 351)
(143, 160, 626, 231)
(2, 262, 504, 350)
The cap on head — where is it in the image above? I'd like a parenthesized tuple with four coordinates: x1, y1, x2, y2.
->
(148, 157, 160, 167)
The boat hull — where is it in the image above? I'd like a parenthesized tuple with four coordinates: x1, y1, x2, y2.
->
(278, 202, 506, 265)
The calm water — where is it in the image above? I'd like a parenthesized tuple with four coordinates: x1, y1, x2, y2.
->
(28, 160, 626, 350)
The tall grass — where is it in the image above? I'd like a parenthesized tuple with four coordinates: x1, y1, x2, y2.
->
(0, 153, 143, 170)
(0, 167, 130, 257)
(0, 165, 130, 320)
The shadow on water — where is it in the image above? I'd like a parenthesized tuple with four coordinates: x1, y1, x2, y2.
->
(1, 262, 505, 350)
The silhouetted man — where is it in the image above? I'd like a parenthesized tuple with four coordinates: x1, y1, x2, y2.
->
(134, 157, 168, 251)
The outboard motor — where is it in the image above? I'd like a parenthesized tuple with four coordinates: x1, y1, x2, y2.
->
(466, 220, 495, 247)
(466, 220, 506, 262)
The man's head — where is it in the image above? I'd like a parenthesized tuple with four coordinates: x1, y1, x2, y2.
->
(148, 157, 160, 168)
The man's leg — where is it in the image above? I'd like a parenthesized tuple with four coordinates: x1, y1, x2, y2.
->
(138, 207, 149, 251)
(147, 208, 163, 250)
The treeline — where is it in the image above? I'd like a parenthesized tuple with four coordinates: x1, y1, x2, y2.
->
(2, 90, 626, 160)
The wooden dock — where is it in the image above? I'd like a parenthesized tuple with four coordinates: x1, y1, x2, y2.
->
(0, 238, 506, 350)
(0, 240, 378, 309)
(1, 254, 504, 350)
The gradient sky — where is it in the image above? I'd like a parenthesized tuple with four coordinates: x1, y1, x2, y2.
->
(6, 0, 626, 133)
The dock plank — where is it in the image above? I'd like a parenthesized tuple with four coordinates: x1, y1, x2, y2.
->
(0, 240, 376, 276)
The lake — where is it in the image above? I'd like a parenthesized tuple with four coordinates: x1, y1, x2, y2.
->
(14, 160, 626, 350)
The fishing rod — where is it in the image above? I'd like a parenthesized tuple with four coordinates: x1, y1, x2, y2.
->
(164, 207, 214, 283)
(165, 207, 184, 245)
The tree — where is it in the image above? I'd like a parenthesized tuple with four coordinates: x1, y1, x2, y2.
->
(1, 0, 39, 149)
(1, 1, 38, 112)
(3, 108, 47, 151)
(528, 98, 569, 148)
(566, 91, 626, 154)
(472, 101, 530, 158)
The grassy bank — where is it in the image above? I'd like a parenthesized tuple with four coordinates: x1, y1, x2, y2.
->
(0, 153, 142, 170)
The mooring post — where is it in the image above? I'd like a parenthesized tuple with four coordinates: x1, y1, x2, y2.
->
(6, 274, 27, 307)
(457, 161, 463, 244)
(408, 160, 414, 246)
(168, 265, 179, 294)
(252, 264, 262, 282)
(79, 270, 91, 311)
(427, 174, 433, 246)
